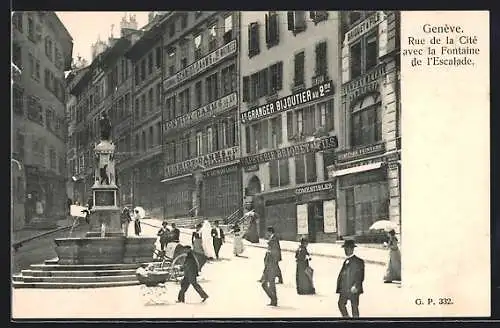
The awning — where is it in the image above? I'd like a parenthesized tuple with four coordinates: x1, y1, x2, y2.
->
(160, 173, 192, 183)
(330, 162, 383, 177)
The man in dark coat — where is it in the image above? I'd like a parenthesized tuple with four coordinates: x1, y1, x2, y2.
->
(177, 246, 209, 303)
(259, 226, 283, 284)
(336, 239, 365, 318)
(210, 220, 225, 260)
(261, 250, 278, 306)
(157, 221, 170, 251)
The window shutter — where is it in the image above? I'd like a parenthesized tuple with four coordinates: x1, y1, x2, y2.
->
(265, 14, 270, 44)
(261, 120, 269, 149)
(242, 76, 250, 102)
(327, 100, 334, 131)
(287, 111, 294, 140)
(253, 23, 260, 55)
(190, 133, 197, 158)
(212, 124, 218, 151)
(277, 61, 283, 90)
(247, 24, 253, 55)
(245, 126, 251, 154)
(228, 119, 235, 147)
(259, 69, 268, 97)
(287, 11, 295, 31)
(272, 13, 280, 44)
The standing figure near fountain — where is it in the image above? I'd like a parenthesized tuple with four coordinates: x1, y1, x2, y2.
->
(99, 112, 112, 141)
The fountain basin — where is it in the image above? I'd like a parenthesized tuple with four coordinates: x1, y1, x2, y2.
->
(54, 237, 157, 265)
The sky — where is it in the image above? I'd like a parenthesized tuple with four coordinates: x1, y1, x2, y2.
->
(56, 12, 150, 64)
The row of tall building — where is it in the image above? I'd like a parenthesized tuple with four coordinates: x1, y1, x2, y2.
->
(65, 11, 400, 242)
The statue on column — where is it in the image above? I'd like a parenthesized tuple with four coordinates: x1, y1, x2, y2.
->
(99, 112, 112, 141)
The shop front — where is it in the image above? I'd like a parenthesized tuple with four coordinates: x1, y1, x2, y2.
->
(201, 163, 242, 219)
(260, 188, 297, 242)
(295, 180, 337, 243)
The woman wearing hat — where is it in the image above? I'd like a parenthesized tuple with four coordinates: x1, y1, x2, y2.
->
(232, 223, 245, 257)
(120, 207, 132, 237)
(383, 229, 401, 283)
(295, 237, 315, 295)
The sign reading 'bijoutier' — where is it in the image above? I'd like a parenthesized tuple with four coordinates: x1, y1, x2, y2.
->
(163, 40, 237, 92)
(165, 93, 237, 131)
(296, 181, 334, 195)
(240, 81, 334, 124)
(164, 146, 239, 178)
(241, 136, 338, 166)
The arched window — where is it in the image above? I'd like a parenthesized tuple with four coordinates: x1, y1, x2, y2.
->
(350, 93, 382, 147)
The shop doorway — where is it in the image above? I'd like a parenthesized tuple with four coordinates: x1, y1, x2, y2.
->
(307, 201, 324, 243)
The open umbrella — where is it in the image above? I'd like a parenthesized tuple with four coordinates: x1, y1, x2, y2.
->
(369, 220, 398, 232)
(134, 206, 146, 219)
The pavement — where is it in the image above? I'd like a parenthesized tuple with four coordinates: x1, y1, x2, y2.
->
(143, 218, 388, 266)
(12, 219, 405, 318)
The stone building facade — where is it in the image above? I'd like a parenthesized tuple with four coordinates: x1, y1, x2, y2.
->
(12, 11, 73, 227)
(239, 11, 342, 241)
(326, 11, 401, 239)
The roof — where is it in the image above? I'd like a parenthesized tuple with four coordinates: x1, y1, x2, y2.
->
(99, 37, 132, 70)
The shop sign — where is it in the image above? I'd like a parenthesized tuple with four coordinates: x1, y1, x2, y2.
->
(163, 40, 237, 91)
(241, 136, 338, 166)
(204, 163, 239, 178)
(241, 81, 334, 124)
(342, 64, 386, 101)
(336, 142, 385, 162)
(296, 204, 309, 235)
(165, 93, 237, 131)
(244, 164, 259, 172)
(323, 199, 337, 233)
(346, 11, 383, 44)
(164, 146, 239, 178)
(295, 181, 334, 195)
(335, 158, 384, 171)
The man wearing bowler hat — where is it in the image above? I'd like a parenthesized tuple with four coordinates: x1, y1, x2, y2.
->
(336, 239, 365, 318)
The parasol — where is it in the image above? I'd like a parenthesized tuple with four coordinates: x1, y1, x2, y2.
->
(134, 206, 146, 219)
(369, 220, 398, 232)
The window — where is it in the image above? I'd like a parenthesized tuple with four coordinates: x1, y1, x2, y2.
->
(296, 109, 304, 135)
(220, 121, 228, 149)
(140, 59, 146, 81)
(148, 88, 154, 111)
(49, 148, 56, 169)
(224, 14, 233, 42)
(46, 107, 54, 131)
(303, 105, 316, 136)
(179, 88, 190, 114)
(13, 86, 24, 114)
(318, 99, 334, 131)
(351, 94, 382, 147)
(156, 84, 161, 106)
(142, 131, 146, 151)
(181, 13, 188, 29)
(269, 61, 283, 94)
(141, 94, 146, 116)
(166, 95, 176, 120)
(287, 11, 307, 34)
(196, 131, 203, 155)
(157, 122, 161, 145)
(269, 159, 289, 187)
(149, 126, 154, 147)
(294, 51, 305, 86)
(249, 72, 259, 102)
(13, 43, 22, 69)
(208, 24, 217, 51)
(350, 31, 378, 79)
(155, 47, 161, 68)
(315, 41, 328, 76)
(27, 14, 35, 41)
(45, 37, 53, 61)
(310, 11, 329, 24)
(221, 64, 236, 95)
(206, 73, 218, 102)
(135, 98, 140, 119)
(148, 52, 153, 75)
(13, 12, 23, 32)
(194, 34, 202, 59)
(248, 22, 260, 58)
(27, 96, 43, 124)
(264, 12, 280, 48)
(134, 66, 139, 85)
(258, 68, 268, 98)
(180, 42, 188, 68)
(192, 81, 202, 108)
(207, 127, 213, 153)
(167, 48, 176, 75)
(270, 115, 282, 147)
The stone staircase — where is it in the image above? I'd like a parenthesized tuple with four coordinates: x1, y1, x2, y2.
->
(12, 258, 148, 289)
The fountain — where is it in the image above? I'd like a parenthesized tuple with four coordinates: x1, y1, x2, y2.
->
(53, 112, 157, 265)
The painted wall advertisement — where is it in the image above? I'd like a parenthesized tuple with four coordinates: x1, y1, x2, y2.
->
(323, 199, 337, 233)
(296, 204, 309, 235)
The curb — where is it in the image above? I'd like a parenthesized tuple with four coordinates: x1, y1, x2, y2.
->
(178, 228, 385, 266)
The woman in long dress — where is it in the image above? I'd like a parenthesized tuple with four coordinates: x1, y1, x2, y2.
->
(191, 223, 207, 272)
(232, 223, 245, 256)
(383, 229, 401, 283)
(200, 219, 216, 260)
(295, 237, 315, 295)
(243, 213, 259, 243)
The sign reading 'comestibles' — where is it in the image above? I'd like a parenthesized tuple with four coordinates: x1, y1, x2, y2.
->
(241, 136, 338, 166)
(163, 40, 237, 92)
(240, 81, 334, 124)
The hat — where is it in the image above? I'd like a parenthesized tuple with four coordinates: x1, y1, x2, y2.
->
(300, 237, 309, 244)
(341, 239, 357, 248)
